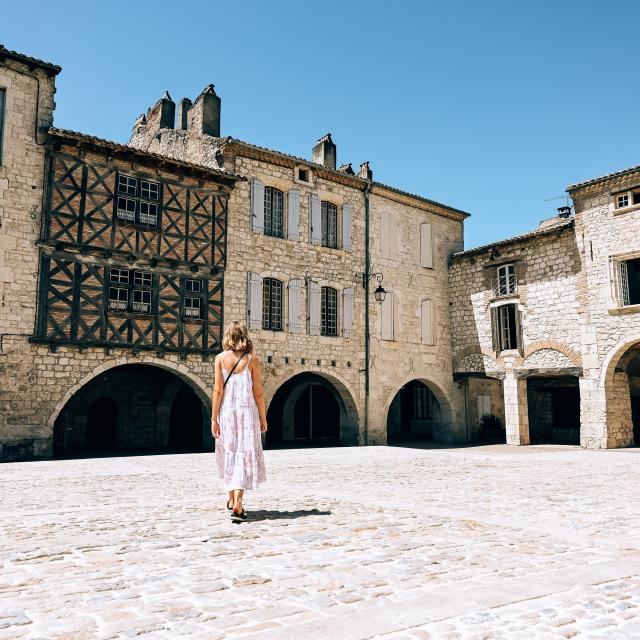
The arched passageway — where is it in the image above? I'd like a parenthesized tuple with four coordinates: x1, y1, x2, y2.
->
(603, 342, 640, 447)
(266, 372, 359, 448)
(526, 375, 580, 445)
(53, 364, 210, 458)
(387, 380, 442, 443)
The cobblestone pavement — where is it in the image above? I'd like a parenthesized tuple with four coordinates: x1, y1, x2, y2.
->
(2, 444, 640, 639)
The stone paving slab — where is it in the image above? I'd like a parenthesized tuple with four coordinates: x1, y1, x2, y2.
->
(1, 445, 640, 639)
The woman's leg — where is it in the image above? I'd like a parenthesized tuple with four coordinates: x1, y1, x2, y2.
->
(233, 489, 245, 513)
(227, 490, 234, 507)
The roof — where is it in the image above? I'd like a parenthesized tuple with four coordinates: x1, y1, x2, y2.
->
(225, 137, 470, 220)
(0, 44, 61, 75)
(452, 217, 574, 260)
(567, 163, 640, 192)
(49, 128, 243, 183)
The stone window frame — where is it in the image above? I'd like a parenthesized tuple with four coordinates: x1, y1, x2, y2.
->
(263, 186, 284, 239)
(294, 164, 314, 187)
(320, 200, 339, 249)
(0, 86, 5, 166)
(609, 251, 640, 313)
(320, 285, 339, 337)
(489, 299, 523, 355)
(262, 277, 283, 331)
(107, 267, 155, 315)
(610, 186, 640, 216)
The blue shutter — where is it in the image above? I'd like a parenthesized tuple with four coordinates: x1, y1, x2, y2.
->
(287, 279, 305, 333)
(307, 280, 321, 335)
(247, 272, 263, 329)
(309, 194, 321, 245)
(251, 179, 264, 233)
(342, 287, 354, 338)
(287, 189, 300, 240)
(342, 203, 352, 250)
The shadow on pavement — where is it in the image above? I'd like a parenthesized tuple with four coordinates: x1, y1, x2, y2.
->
(248, 509, 331, 522)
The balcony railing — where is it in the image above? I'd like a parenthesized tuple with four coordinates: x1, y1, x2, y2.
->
(108, 299, 128, 312)
(492, 275, 518, 298)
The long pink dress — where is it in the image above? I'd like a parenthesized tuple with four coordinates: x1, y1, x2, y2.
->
(216, 352, 267, 491)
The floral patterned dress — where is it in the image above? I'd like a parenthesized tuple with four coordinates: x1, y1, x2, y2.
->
(216, 352, 267, 491)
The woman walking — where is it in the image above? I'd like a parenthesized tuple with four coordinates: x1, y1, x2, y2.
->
(211, 321, 267, 522)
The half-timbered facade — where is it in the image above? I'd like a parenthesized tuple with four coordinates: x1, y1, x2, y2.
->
(34, 129, 237, 355)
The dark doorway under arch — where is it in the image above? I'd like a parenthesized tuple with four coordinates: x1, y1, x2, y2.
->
(53, 364, 209, 458)
(267, 372, 356, 448)
(387, 380, 442, 443)
(527, 376, 580, 445)
(168, 385, 204, 451)
(85, 397, 118, 451)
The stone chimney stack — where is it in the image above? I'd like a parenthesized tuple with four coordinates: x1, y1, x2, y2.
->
(358, 161, 373, 180)
(190, 84, 221, 137)
(177, 98, 192, 130)
(144, 91, 175, 132)
(312, 134, 336, 170)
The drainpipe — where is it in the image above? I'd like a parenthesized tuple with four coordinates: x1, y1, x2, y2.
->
(363, 182, 372, 446)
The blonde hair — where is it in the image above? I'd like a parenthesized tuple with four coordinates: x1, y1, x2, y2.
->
(222, 321, 253, 353)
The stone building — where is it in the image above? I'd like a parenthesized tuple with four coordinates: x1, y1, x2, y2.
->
(0, 47, 241, 461)
(129, 87, 469, 447)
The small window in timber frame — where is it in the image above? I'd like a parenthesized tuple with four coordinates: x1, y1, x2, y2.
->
(108, 268, 154, 314)
(183, 279, 204, 320)
(115, 174, 161, 228)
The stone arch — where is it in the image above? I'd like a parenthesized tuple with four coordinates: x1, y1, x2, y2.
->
(47, 356, 212, 431)
(518, 341, 582, 368)
(598, 336, 640, 448)
(385, 375, 454, 442)
(265, 368, 361, 446)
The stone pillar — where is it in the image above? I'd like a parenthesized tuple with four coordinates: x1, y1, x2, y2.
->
(606, 371, 634, 448)
(503, 372, 530, 445)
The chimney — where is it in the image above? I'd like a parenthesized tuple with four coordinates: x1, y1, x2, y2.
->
(177, 98, 192, 130)
(358, 161, 373, 180)
(339, 162, 355, 175)
(557, 206, 572, 219)
(144, 91, 175, 132)
(132, 113, 147, 133)
(312, 133, 336, 170)
(190, 84, 221, 137)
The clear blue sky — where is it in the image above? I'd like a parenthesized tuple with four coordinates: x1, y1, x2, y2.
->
(4, 1, 639, 248)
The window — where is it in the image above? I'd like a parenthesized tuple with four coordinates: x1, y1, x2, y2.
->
(264, 187, 284, 238)
(613, 257, 640, 306)
(321, 286, 338, 336)
(262, 278, 282, 330)
(495, 264, 517, 297)
(614, 189, 640, 210)
(491, 303, 521, 352)
(108, 268, 153, 314)
(321, 201, 338, 249)
(183, 278, 203, 319)
(115, 174, 161, 228)
(412, 384, 432, 420)
(298, 168, 309, 182)
(0, 88, 5, 165)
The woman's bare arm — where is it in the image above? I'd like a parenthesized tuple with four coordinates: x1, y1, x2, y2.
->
(210, 354, 224, 438)
(250, 356, 268, 432)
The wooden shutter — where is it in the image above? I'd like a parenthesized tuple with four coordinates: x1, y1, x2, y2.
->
(515, 305, 524, 355)
(342, 203, 352, 250)
(390, 217, 400, 260)
(307, 280, 321, 335)
(251, 179, 264, 233)
(380, 212, 389, 258)
(342, 287, 354, 338)
(490, 306, 500, 353)
(420, 223, 433, 268)
(309, 194, 321, 245)
(287, 189, 300, 241)
(381, 291, 394, 340)
(421, 299, 433, 345)
(287, 279, 304, 333)
(246, 272, 263, 329)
